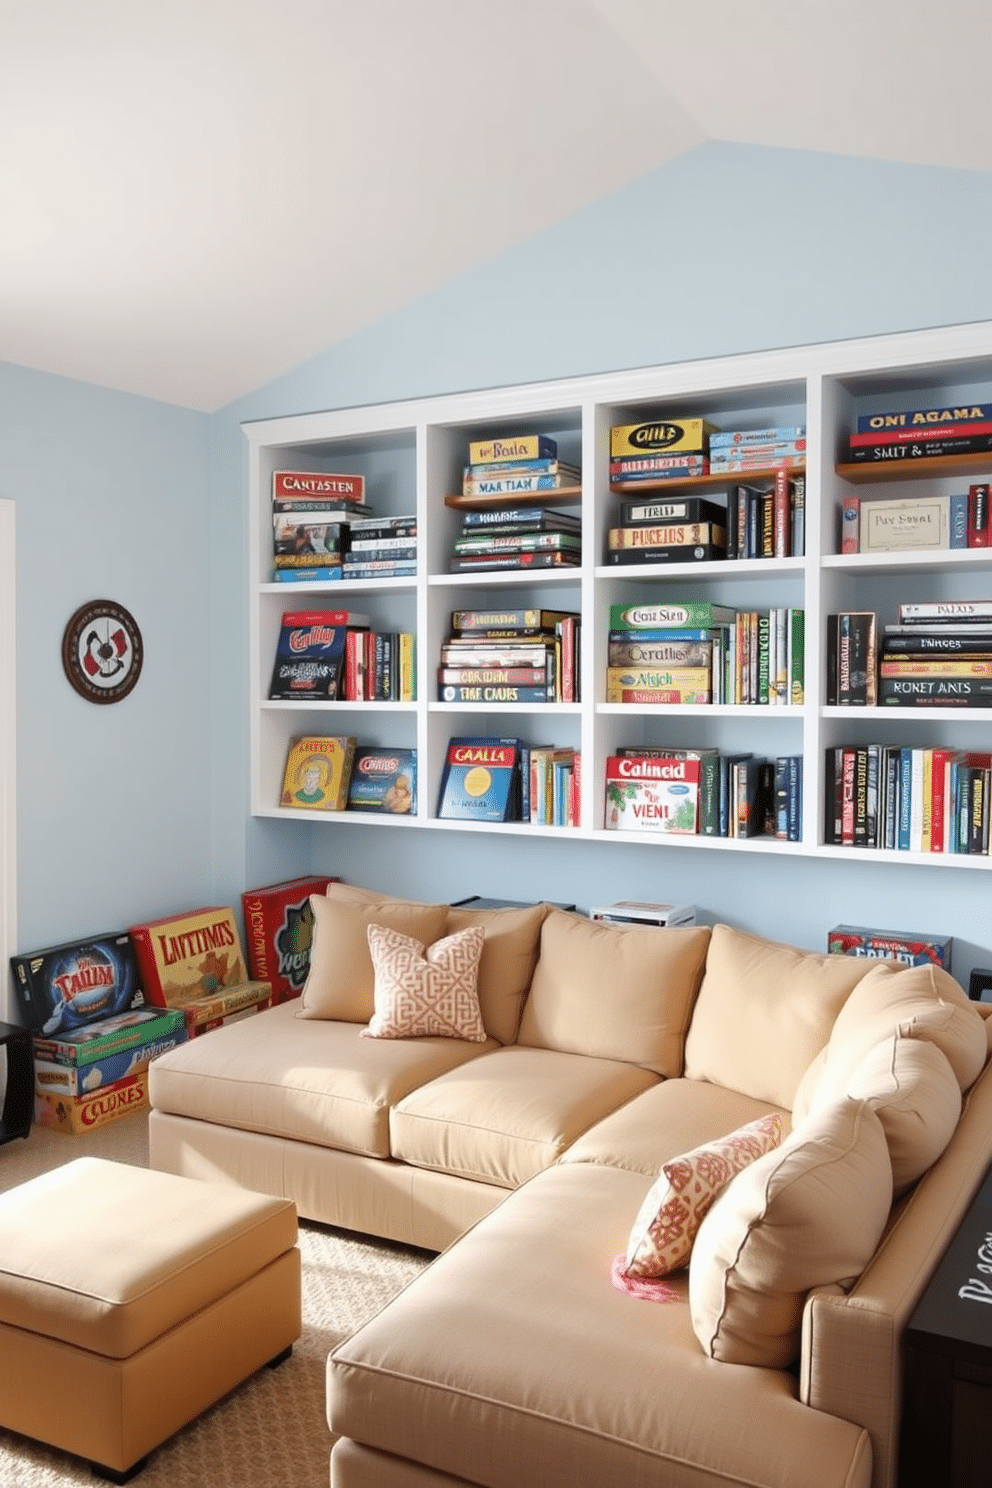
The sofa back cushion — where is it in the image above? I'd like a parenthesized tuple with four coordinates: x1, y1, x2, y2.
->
(307, 883, 548, 1042)
(792, 961, 987, 1123)
(689, 1098, 892, 1368)
(837, 1034, 962, 1194)
(516, 910, 711, 1076)
(683, 925, 877, 1110)
(297, 889, 449, 1022)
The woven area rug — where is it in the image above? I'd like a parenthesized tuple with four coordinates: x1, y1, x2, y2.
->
(0, 1112, 431, 1487)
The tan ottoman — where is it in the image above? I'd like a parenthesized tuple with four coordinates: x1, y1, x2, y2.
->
(0, 1156, 300, 1482)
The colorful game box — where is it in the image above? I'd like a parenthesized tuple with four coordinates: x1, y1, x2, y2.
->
(827, 923, 953, 970)
(180, 981, 272, 1035)
(242, 875, 337, 1006)
(34, 1070, 150, 1136)
(436, 737, 521, 822)
(10, 932, 146, 1035)
(280, 735, 356, 811)
(128, 905, 249, 1008)
(346, 748, 417, 815)
(33, 1005, 186, 1066)
(34, 1021, 187, 1097)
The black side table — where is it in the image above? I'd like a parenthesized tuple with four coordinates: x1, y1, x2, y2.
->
(901, 1163, 992, 1488)
(0, 1022, 34, 1143)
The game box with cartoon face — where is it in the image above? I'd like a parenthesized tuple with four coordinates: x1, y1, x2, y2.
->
(10, 932, 145, 1035)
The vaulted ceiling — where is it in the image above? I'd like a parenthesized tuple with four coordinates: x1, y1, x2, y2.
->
(2, 0, 989, 409)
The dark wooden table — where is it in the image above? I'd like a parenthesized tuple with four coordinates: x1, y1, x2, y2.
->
(901, 1162, 992, 1488)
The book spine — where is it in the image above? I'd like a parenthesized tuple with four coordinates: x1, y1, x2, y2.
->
(879, 676, 992, 705)
(437, 666, 549, 686)
(773, 468, 789, 557)
(450, 552, 580, 571)
(461, 473, 577, 496)
(790, 474, 806, 557)
(439, 683, 553, 703)
(841, 494, 860, 553)
(607, 522, 724, 549)
(848, 418, 992, 447)
(857, 402, 992, 432)
(950, 491, 969, 548)
(617, 496, 726, 524)
(897, 601, 992, 622)
(605, 544, 725, 566)
(969, 483, 991, 547)
(845, 433, 992, 463)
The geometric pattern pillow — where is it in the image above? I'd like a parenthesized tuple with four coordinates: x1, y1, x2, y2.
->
(362, 923, 488, 1042)
(622, 1113, 782, 1278)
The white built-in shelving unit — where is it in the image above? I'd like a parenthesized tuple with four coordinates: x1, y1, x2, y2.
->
(243, 320, 992, 870)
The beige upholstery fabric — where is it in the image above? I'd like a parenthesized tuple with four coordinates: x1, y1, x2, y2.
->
(149, 999, 495, 1158)
(689, 1099, 892, 1368)
(0, 1157, 300, 1477)
(792, 961, 987, 1123)
(445, 902, 548, 1043)
(390, 1045, 658, 1189)
(517, 910, 711, 1075)
(809, 1033, 962, 1194)
(561, 1075, 791, 1178)
(329, 1162, 873, 1488)
(297, 888, 449, 1021)
(683, 924, 877, 1109)
(315, 881, 548, 1043)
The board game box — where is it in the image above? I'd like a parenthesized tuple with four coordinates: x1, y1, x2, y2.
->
(10, 931, 146, 1034)
(826, 923, 953, 970)
(242, 875, 338, 1005)
(128, 905, 249, 1008)
(180, 981, 272, 1035)
(436, 737, 521, 822)
(346, 748, 417, 814)
(34, 1070, 150, 1136)
(34, 1021, 187, 1097)
(280, 735, 356, 811)
(604, 755, 701, 834)
(33, 1005, 186, 1067)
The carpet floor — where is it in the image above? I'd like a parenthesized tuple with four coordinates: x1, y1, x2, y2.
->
(0, 1112, 432, 1487)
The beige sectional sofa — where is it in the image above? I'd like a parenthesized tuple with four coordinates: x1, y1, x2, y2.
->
(146, 883, 992, 1488)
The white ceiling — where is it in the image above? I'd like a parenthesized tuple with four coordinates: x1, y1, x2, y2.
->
(2, 0, 990, 411)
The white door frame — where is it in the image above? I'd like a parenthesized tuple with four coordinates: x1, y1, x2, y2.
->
(0, 501, 16, 1022)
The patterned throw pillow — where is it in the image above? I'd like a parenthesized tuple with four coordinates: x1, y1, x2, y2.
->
(363, 923, 488, 1042)
(622, 1113, 782, 1278)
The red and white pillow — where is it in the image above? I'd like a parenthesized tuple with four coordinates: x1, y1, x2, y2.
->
(363, 922, 488, 1042)
(621, 1112, 783, 1279)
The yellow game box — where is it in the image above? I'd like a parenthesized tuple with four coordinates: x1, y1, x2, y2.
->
(128, 905, 248, 1009)
(610, 419, 719, 457)
(280, 734, 356, 811)
(34, 1070, 150, 1135)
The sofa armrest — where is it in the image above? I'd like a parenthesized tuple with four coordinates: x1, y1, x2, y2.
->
(799, 1045, 992, 1488)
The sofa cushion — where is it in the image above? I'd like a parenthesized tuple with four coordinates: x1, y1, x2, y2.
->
(363, 923, 487, 1042)
(683, 925, 876, 1109)
(689, 1098, 892, 1368)
(316, 882, 548, 1043)
(297, 889, 449, 1022)
(792, 961, 987, 1123)
(149, 1000, 494, 1159)
(622, 1113, 782, 1279)
(806, 1032, 962, 1195)
(516, 910, 711, 1076)
(561, 1076, 791, 1179)
(328, 1162, 873, 1488)
(390, 1046, 658, 1189)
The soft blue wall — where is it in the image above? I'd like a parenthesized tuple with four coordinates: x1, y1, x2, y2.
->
(6, 141, 992, 1017)
(0, 362, 212, 967)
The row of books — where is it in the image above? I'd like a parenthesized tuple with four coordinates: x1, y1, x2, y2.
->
(828, 601, 992, 708)
(603, 748, 802, 841)
(449, 503, 581, 574)
(840, 486, 990, 554)
(438, 607, 580, 703)
(280, 736, 416, 815)
(607, 601, 804, 705)
(605, 476, 805, 566)
(436, 736, 579, 826)
(823, 744, 991, 855)
(268, 610, 415, 702)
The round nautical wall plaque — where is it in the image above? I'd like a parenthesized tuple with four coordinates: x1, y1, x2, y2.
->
(62, 599, 144, 704)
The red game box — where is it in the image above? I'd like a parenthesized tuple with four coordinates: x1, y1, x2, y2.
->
(241, 875, 338, 1005)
